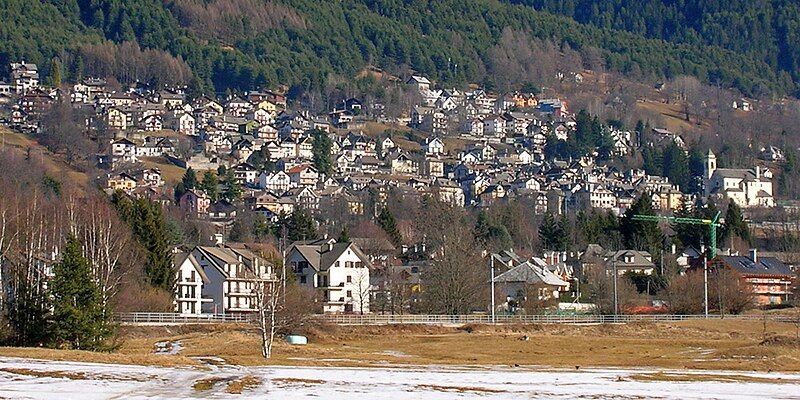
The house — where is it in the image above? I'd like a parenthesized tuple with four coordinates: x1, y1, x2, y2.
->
(208, 200, 237, 221)
(107, 173, 137, 191)
(110, 138, 137, 163)
(423, 137, 445, 155)
(137, 168, 164, 187)
(761, 146, 785, 162)
(287, 239, 372, 313)
(10, 61, 39, 94)
(286, 164, 319, 187)
(406, 75, 432, 92)
(491, 254, 569, 313)
(388, 150, 417, 175)
(189, 245, 275, 314)
(165, 112, 196, 136)
(179, 189, 211, 216)
(233, 163, 259, 185)
(173, 251, 210, 315)
(258, 171, 293, 193)
(603, 250, 656, 276)
(706, 250, 794, 306)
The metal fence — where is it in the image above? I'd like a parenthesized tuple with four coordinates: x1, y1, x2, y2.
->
(115, 312, 799, 326)
(321, 313, 800, 325)
(115, 312, 253, 325)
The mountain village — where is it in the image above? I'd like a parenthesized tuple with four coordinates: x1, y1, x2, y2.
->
(0, 61, 795, 316)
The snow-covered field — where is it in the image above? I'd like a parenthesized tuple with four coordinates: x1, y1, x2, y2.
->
(0, 356, 798, 399)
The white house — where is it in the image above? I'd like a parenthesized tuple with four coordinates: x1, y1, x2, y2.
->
(111, 138, 137, 163)
(174, 252, 210, 315)
(189, 245, 275, 314)
(423, 137, 445, 155)
(287, 239, 372, 313)
(258, 170, 293, 193)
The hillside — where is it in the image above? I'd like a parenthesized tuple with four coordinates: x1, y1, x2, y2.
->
(507, 0, 800, 95)
(0, 0, 790, 97)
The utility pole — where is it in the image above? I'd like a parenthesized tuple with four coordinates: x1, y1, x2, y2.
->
(702, 243, 709, 318)
(612, 253, 618, 318)
(490, 254, 496, 323)
(281, 225, 287, 300)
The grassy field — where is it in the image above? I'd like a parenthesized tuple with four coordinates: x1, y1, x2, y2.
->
(1, 320, 798, 372)
(0, 127, 90, 188)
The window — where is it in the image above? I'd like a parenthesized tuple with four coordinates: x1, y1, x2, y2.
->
(190, 270, 196, 282)
(300, 276, 306, 284)
(347, 290, 352, 298)
(347, 275, 352, 283)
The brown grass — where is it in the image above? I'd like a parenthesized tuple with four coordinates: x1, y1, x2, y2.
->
(0, 127, 89, 187)
(0, 367, 87, 380)
(1, 320, 799, 372)
(0, 367, 152, 382)
(193, 377, 225, 391)
(416, 384, 507, 394)
(272, 377, 326, 387)
(226, 375, 261, 394)
(139, 156, 187, 184)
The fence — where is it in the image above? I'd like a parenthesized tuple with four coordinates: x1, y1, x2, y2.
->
(115, 312, 799, 326)
(322, 313, 800, 325)
(115, 312, 253, 325)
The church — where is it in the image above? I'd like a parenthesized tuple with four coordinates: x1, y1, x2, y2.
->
(704, 150, 774, 208)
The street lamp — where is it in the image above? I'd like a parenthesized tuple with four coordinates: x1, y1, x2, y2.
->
(490, 254, 496, 323)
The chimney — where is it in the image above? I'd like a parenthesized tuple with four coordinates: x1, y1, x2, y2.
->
(750, 249, 758, 264)
(755, 166, 761, 179)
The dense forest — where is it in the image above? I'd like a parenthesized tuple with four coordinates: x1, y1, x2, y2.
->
(508, 0, 800, 91)
(0, 0, 794, 97)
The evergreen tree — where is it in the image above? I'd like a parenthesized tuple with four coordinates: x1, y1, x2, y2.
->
(377, 206, 402, 246)
(49, 58, 62, 87)
(285, 208, 317, 242)
(223, 176, 243, 202)
(538, 213, 565, 250)
(620, 194, 663, 256)
(135, 199, 174, 291)
(474, 210, 513, 250)
(721, 200, 751, 246)
(50, 236, 113, 350)
(311, 129, 333, 177)
(181, 167, 198, 190)
(337, 226, 350, 243)
(6, 268, 52, 346)
(662, 142, 689, 191)
(247, 146, 275, 173)
(70, 54, 84, 82)
(200, 170, 219, 202)
(113, 198, 174, 291)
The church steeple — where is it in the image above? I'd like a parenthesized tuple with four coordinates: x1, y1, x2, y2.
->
(705, 149, 716, 180)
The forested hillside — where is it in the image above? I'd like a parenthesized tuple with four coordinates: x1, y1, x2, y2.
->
(508, 0, 800, 93)
(0, 0, 794, 97)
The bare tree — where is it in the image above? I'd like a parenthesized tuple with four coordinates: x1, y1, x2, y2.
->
(711, 269, 754, 315)
(251, 253, 316, 359)
(66, 194, 138, 305)
(421, 226, 486, 314)
(586, 266, 642, 315)
(353, 267, 371, 315)
(661, 271, 705, 314)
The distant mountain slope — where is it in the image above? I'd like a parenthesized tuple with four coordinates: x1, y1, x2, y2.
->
(0, 0, 792, 97)
(506, 0, 800, 93)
